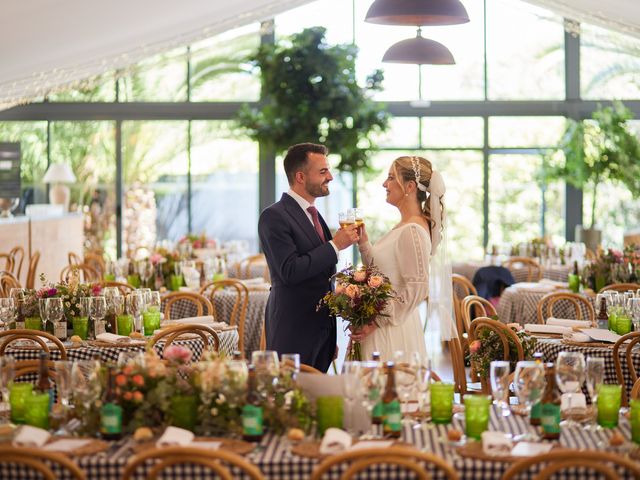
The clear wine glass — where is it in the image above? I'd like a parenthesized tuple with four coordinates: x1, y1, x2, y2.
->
(280, 353, 300, 384)
(89, 296, 107, 337)
(0, 298, 15, 331)
(585, 356, 605, 431)
(490, 360, 511, 418)
(358, 360, 382, 439)
(342, 361, 362, 435)
(628, 298, 640, 332)
(71, 360, 102, 427)
(513, 361, 546, 441)
(9, 288, 24, 328)
(251, 350, 279, 398)
(0, 356, 15, 424)
(555, 351, 586, 427)
(53, 360, 73, 433)
(45, 297, 64, 338)
(393, 350, 417, 424)
(412, 353, 431, 429)
(137, 260, 154, 288)
(127, 292, 144, 334)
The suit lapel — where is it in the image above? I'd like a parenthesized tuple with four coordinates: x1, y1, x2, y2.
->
(281, 193, 323, 246)
(317, 212, 333, 241)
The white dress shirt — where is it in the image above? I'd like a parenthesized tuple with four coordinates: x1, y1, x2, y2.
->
(287, 189, 339, 256)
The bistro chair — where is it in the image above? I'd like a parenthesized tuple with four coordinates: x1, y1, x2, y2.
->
(0, 329, 67, 359)
(0, 254, 13, 275)
(13, 359, 59, 384)
(535, 291, 596, 325)
(503, 256, 543, 282)
(599, 282, 640, 293)
(60, 263, 100, 283)
(25, 251, 41, 289)
(0, 446, 86, 480)
(310, 446, 459, 480)
(452, 274, 477, 342)
(99, 280, 136, 295)
(162, 291, 213, 320)
(238, 253, 269, 280)
(148, 324, 220, 355)
(84, 251, 106, 278)
(613, 331, 640, 407)
(9, 246, 24, 281)
(449, 336, 470, 396)
(460, 295, 497, 346)
(503, 449, 640, 480)
(0, 271, 21, 297)
(632, 377, 640, 402)
(122, 445, 265, 480)
(200, 279, 248, 353)
(67, 251, 82, 266)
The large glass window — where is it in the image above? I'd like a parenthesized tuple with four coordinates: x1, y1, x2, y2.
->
(422, 117, 484, 148)
(489, 117, 566, 148)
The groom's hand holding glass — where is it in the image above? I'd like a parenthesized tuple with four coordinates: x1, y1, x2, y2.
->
(333, 223, 360, 249)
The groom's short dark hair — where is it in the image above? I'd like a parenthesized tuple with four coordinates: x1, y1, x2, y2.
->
(284, 143, 328, 185)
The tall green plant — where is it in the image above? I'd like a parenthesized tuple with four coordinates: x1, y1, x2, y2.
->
(545, 102, 640, 229)
(237, 27, 389, 172)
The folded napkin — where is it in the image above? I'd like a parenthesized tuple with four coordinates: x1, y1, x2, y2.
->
(561, 393, 586, 412)
(43, 438, 92, 452)
(482, 431, 512, 456)
(513, 282, 554, 293)
(547, 317, 592, 328)
(524, 324, 571, 335)
(96, 333, 130, 343)
(349, 440, 394, 451)
(511, 442, 553, 457)
(156, 426, 195, 447)
(563, 331, 591, 343)
(13, 425, 50, 447)
(319, 428, 352, 455)
(539, 279, 570, 288)
(580, 328, 621, 343)
(166, 315, 215, 326)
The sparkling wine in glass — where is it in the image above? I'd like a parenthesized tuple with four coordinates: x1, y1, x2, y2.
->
(338, 211, 356, 229)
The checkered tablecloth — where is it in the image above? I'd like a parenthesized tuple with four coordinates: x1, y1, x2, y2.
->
(497, 286, 595, 326)
(163, 290, 269, 358)
(453, 262, 572, 284)
(3, 329, 238, 363)
(2, 405, 637, 479)
(536, 337, 639, 401)
(228, 263, 269, 280)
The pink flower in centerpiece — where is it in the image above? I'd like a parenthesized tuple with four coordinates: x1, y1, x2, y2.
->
(367, 275, 383, 288)
(345, 284, 361, 299)
(507, 323, 523, 332)
(193, 240, 202, 248)
(353, 270, 367, 282)
(150, 253, 164, 265)
(164, 345, 192, 364)
(123, 391, 133, 401)
(469, 340, 481, 354)
(91, 284, 102, 296)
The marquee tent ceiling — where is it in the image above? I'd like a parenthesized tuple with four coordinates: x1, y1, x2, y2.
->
(1, 0, 638, 110)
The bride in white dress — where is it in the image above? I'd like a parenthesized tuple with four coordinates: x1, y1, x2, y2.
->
(351, 155, 448, 361)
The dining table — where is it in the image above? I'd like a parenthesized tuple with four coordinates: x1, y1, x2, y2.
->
(2, 405, 638, 479)
(453, 261, 572, 284)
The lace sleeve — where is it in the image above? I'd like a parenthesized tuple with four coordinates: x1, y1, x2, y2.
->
(376, 225, 430, 327)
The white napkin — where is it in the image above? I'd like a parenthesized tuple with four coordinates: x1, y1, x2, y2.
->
(96, 333, 131, 343)
(349, 440, 394, 451)
(513, 282, 554, 293)
(43, 438, 92, 452)
(580, 328, 621, 343)
(240, 277, 266, 286)
(563, 331, 591, 343)
(561, 393, 587, 412)
(156, 426, 195, 447)
(319, 428, 352, 454)
(524, 324, 572, 335)
(13, 425, 50, 447)
(547, 317, 592, 328)
(511, 442, 553, 457)
(482, 431, 512, 456)
(166, 315, 215, 326)
(539, 279, 569, 288)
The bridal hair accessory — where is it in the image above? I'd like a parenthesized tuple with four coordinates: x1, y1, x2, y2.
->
(410, 156, 428, 192)
(428, 169, 445, 254)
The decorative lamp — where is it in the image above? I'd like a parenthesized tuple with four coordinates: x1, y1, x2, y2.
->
(365, 0, 470, 26)
(42, 163, 76, 212)
(382, 28, 455, 64)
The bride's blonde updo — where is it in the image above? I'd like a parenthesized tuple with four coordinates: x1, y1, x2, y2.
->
(392, 155, 434, 226)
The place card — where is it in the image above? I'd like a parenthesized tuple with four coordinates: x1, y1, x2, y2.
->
(561, 393, 586, 412)
(13, 425, 50, 447)
(156, 426, 195, 446)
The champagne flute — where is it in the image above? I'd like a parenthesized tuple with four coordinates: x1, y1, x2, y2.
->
(555, 351, 586, 427)
(490, 360, 511, 418)
(585, 356, 605, 431)
(0, 356, 14, 424)
(251, 350, 279, 398)
(137, 260, 153, 288)
(513, 361, 546, 441)
(89, 296, 107, 337)
(342, 361, 362, 435)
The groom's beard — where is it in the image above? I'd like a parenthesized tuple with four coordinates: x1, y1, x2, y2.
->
(305, 181, 330, 198)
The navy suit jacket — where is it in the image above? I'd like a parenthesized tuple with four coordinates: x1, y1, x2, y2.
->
(258, 193, 337, 371)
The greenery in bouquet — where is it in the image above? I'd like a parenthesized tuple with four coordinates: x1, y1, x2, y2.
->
(580, 246, 640, 289)
(318, 264, 396, 360)
(179, 232, 217, 250)
(469, 322, 537, 379)
(29, 272, 101, 324)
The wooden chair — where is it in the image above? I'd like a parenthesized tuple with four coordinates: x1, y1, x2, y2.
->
(9, 246, 24, 283)
(122, 445, 265, 480)
(0, 271, 21, 297)
(452, 274, 477, 342)
(631, 377, 640, 402)
(599, 283, 640, 293)
(68, 252, 82, 266)
(0, 329, 68, 359)
(468, 317, 524, 394)
(25, 251, 40, 289)
(310, 446, 459, 480)
(84, 252, 106, 277)
(449, 336, 469, 395)
(281, 357, 322, 374)
(612, 331, 640, 407)
(535, 291, 596, 325)
(460, 295, 497, 343)
(13, 359, 59, 383)
(0, 254, 12, 274)
(238, 253, 269, 280)
(163, 291, 213, 320)
(503, 449, 640, 480)
(0, 446, 86, 480)
(503, 256, 543, 282)
(148, 324, 220, 355)
(200, 279, 248, 353)
(98, 280, 136, 295)
(60, 263, 100, 283)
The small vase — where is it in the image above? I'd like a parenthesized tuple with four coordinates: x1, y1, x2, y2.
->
(170, 394, 198, 431)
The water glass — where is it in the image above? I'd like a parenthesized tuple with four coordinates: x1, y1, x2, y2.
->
(24, 391, 50, 430)
(316, 396, 344, 435)
(464, 395, 491, 440)
(630, 399, 640, 444)
(555, 352, 585, 427)
(0, 356, 14, 424)
(10, 383, 33, 424)
(514, 361, 546, 441)
(585, 357, 605, 429)
(430, 382, 454, 424)
(597, 385, 622, 428)
(490, 360, 511, 417)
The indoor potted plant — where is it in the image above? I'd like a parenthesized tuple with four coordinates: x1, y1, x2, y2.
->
(545, 102, 640, 250)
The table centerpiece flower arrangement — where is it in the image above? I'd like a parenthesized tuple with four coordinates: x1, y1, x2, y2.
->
(581, 244, 640, 291)
(179, 233, 217, 250)
(318, 264, 396, 361)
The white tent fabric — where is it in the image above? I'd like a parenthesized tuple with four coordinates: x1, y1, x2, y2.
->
(522, 0, 640, 39)
(0, 0, 312, 109)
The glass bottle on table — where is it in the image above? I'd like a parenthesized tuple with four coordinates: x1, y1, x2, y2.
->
(382, 361, 402, 438)
(540, 363, 561, 440)
(100, 367, 123, 440)
(242, 365, 264, 442)
(596, 295, 609, 330)
(529, 352, 544, 426)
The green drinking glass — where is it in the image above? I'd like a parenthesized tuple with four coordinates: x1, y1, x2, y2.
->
(170, 394, 198, 431)
(24, 392, 50, 430)
(116, 314, 133, 337)
(597, 385, 622, 428)
(631, 399, 640, 444)
(72, 316, 89, 340)
(142, 310, 161, 336)
(10, 383, 33, 424)
(431, 382, 455, 425)
(464, 394, 491, 440)
(170, 274, 184, 291)
(24, 316, 43, 331)
(316, 396, 344, 436)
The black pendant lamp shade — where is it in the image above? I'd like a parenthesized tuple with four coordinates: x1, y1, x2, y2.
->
(382, 29, 455, 64)
(365, 0, 469, 27)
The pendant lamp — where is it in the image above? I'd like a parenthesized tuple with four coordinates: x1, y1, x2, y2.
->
(365, 0, 469, 27)
(382, 28, 455, 64)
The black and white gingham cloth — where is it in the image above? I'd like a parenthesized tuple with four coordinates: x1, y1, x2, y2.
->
(2, 405, 637, 479)
(163, 290, 269, 358)
(497, 287, 595, 326)
(453, 262, 572, 284)
(228, 263, 269, 280)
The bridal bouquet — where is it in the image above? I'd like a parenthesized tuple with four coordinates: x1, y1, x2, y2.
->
(318, 264, 396, 360)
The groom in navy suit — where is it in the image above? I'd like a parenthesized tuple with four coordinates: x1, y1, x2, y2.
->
(258, 143, 360, 372)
